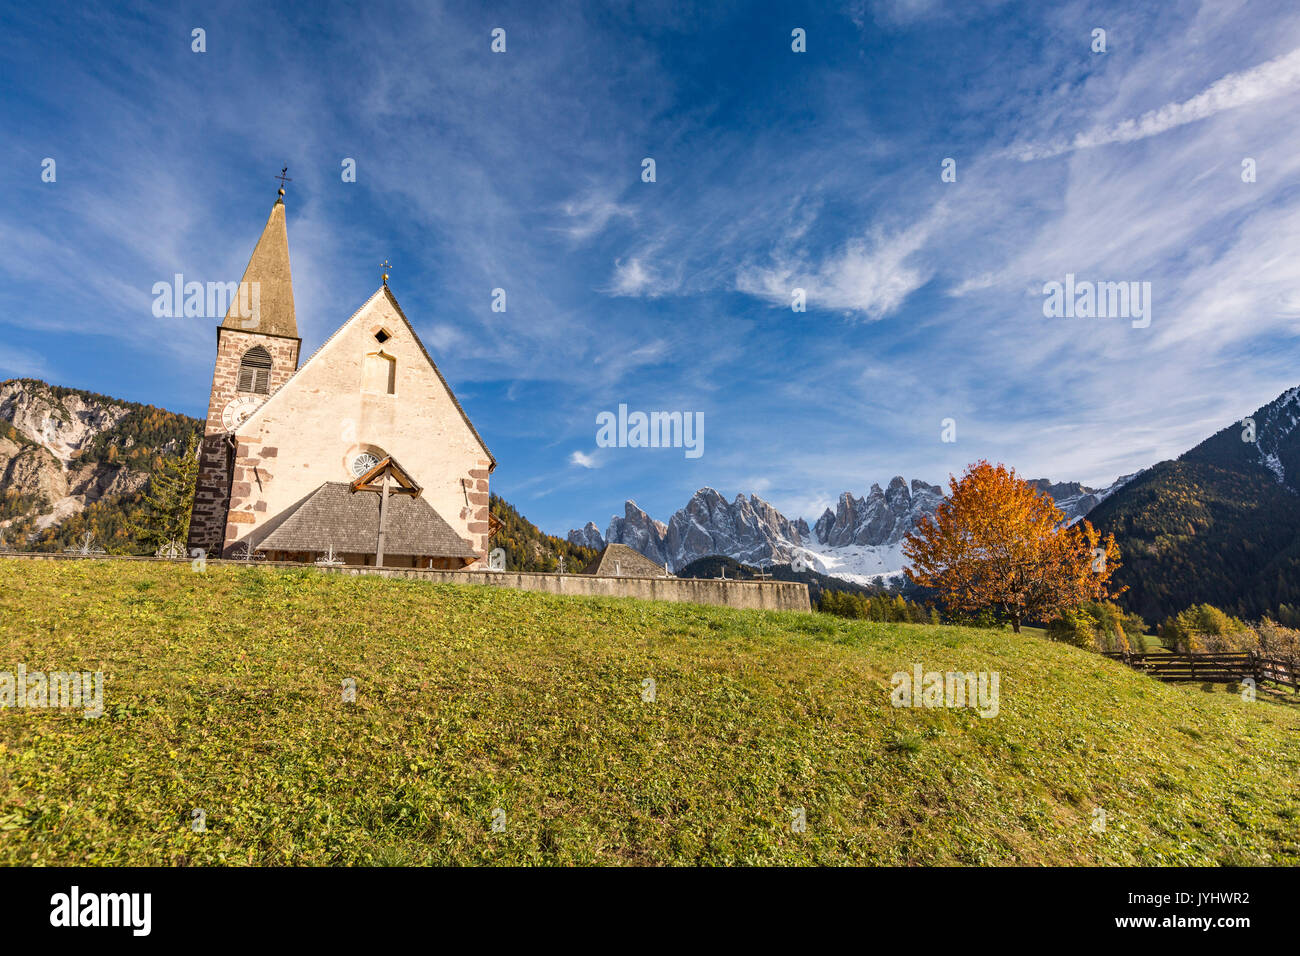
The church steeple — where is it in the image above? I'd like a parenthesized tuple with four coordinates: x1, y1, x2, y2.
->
(221, 197, 297, 339)
(189, 190, 304, 557)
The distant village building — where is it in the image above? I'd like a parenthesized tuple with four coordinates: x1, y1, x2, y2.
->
(187, 190, 495, 567)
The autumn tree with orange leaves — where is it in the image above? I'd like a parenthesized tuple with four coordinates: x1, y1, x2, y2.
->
(903, 461, 1122, 633)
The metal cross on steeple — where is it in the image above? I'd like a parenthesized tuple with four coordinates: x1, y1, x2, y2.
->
(381, 258, 392, 286)
(275, 166, 292, 198)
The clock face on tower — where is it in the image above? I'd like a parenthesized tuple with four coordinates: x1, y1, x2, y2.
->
(221, 395, 262, 433)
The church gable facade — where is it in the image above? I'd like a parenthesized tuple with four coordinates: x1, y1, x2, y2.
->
(187, 195, 493, 568)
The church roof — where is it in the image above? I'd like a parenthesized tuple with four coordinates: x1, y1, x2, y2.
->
(257, 481, 478, 558)
(221, 199, 298, 339)
(579, 543, 670, 577)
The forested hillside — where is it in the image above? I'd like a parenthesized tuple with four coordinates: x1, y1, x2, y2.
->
(489, 494, 597, 572)
(1088, 386, 1300, 622)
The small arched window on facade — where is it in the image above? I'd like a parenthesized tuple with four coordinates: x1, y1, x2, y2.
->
(363, 351, 396, 395)
(238, 346, 273, 394)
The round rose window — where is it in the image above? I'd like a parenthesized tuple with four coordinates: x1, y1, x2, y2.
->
(350, 452, 380, 477)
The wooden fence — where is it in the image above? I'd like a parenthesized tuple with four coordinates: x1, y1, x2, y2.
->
(1104, 651, 1299, 689)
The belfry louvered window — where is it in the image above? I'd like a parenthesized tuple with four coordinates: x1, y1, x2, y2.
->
(238, 346, 273, 394)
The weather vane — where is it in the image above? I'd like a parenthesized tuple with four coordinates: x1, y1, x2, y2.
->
(275, 165, 292, 198)
(381, 258, 391, 286)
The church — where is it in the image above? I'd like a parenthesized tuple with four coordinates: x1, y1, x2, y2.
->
(186, 186, 495, 568)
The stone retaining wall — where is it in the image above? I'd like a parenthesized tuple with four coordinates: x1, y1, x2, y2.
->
(0, 553, 812, 613)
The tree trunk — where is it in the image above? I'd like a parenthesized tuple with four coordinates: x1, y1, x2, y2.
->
(1011, 616, 1022, 634)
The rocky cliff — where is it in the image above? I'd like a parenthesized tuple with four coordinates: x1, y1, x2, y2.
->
(0, 379, 200, 547)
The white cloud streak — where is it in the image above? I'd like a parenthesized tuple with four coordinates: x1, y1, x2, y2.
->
(1011, 45, 1300, 161)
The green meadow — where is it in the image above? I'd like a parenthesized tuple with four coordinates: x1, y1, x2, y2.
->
(0, 558, 1296, 865)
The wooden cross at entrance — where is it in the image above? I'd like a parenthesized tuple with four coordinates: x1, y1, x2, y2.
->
(349, 456, 422, 566)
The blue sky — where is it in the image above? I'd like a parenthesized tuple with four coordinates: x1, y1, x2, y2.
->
(3, 0, 1300, 535)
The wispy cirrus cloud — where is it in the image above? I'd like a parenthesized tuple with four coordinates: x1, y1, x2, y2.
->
(555, 189, 637, 242)
(1008, 45, 1300, 161)
(736, 221, 934, 319)
(0, 342, 50, 379)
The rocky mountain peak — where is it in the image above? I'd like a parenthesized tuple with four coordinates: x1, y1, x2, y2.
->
(567, 521, 605, 551)
(571, 474, 1126, 581)
(603, 499, 670, 565)
(812, 476, 942, 548)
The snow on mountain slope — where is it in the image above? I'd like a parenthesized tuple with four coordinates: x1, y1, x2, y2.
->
(1254, 385, 1300, 486)
(790, 541, 909, 585)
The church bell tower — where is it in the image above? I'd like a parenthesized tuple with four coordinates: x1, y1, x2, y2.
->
(187, 184, 302, 555)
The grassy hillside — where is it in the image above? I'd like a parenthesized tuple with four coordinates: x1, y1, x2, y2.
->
(0, 558, 1297, 866)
